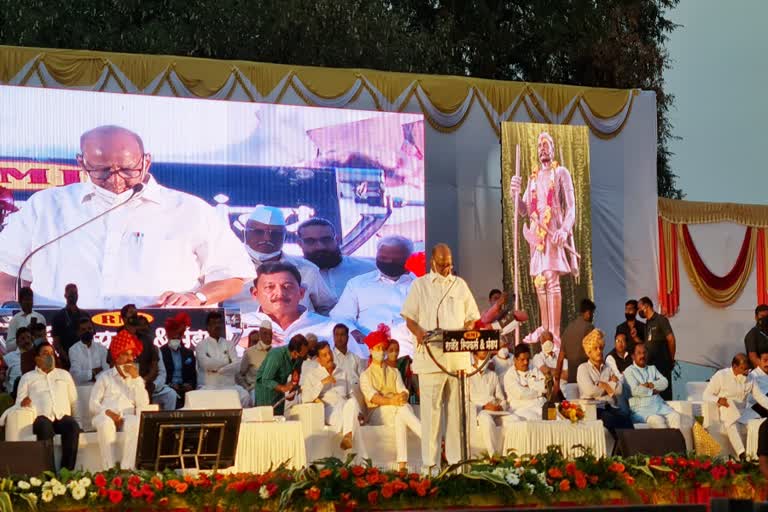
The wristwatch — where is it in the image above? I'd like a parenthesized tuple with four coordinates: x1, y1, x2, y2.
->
(193, 291, 208, 305)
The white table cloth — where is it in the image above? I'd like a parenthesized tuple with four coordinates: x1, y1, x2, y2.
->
(502, 419, 606, 458)
(230, 420, 307, 472)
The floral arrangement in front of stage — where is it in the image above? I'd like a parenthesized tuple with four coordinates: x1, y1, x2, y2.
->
(558, 400, 585, 423)
(0, 448, 767, 511)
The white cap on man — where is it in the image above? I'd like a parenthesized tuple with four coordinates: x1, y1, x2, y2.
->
(260, 319, 273, 330)
(249, 205, 285, 226)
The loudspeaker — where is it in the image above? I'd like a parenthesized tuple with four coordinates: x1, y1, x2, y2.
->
(614, 428, 686, 456)
(0, 440, 54, 476)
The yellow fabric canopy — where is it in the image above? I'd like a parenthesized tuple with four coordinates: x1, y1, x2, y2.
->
(659, 198, 768, 228)
(0, 45, 636, 137)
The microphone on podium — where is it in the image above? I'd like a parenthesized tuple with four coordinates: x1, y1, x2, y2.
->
(15, 183, 145, 302)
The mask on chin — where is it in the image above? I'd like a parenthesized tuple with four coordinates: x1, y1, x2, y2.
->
(90, 181, 136, 205)
(306, 249, 343, 269)
(168, 339, 181, 350)
(371, 351, 386, 362)
(246, 245, 281, 263)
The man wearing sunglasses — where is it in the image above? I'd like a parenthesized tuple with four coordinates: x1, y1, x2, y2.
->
(0, 125, 254, 308)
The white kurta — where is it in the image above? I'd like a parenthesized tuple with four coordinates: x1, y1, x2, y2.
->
(469, 366, 511, 456)
(68, 341, 110, 385)
(0, 177, 255, 308)
(576, 361, 621, 408)
(504, 367, 546, 420)
(531, 351, 568, 389)
(330, 270, 416, 357)
(359, 364, 421, 463)
(400, 271, 480, 471)
(195, 336, 250, 407)
(89, 367, 150, 470)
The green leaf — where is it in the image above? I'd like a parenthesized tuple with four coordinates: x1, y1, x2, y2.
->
(0, 492, 12, 512)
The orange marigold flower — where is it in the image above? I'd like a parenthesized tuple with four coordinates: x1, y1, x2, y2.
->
(175, 483, 189, 494)
(559, 479, 571, 492)
(351, 465, 366, 477)
(355, 478, 368, 489)
(319, 469, 332, 479)
(548, 467, 564, 479)
(609, 462, 626, 473)
(305, 486, 321, 501)
(151, 477, 164, 491)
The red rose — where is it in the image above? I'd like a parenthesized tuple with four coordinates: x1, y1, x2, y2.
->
(366, 472, 381, 485)
(565, 462, 576, 476)
(649, 456, 662, 466)
(130, 487, 143, 499)
(339, 468, 349, 480)
(351, 465, 366, 477)
(677, 457, 688, 468)
(319, 469, 332, 479)
(702, 460, 713, 470)
(140, 484, 153, 497)
(574, 471, 587, 489)
(354, 478, 368, 489)
(559, 479, 571, 492)
(151, 477, 164, 491)
(128, 475, 141, 487)
(98, 488, 108, 498)
(381, 483, 394, 499)
(108, 490, 123, 504)
(266, 483, 278, 497)
(608, 462, 625, 473)
(111, 477, 123, 488)
(548, 467, 563, 479)
(144, 493, 154, 505)
(305, 486, 321, 501)
(94, 474, 107, 488)
(668, 473, 677, 483)
(664, 456, 675, 467)
(368, 490, 379, 505)
(158, 497, 169, 507)
(589, 475, 599, 485)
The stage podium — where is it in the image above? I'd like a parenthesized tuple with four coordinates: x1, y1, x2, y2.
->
(422, 328, 501, 470)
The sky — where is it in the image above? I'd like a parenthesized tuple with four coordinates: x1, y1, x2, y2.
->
(664, 0, 768, 205)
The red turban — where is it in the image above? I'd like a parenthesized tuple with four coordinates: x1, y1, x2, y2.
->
(165, 312, 191, 332)
(364, 330, 389, 351)
(404, 251, 426, 277)
(110, 329, 142, 361)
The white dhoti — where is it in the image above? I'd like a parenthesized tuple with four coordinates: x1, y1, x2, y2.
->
(419, 373, 462, 471)
(475, 410, 520, 457)
(369, 404, 422, 463)
(92, 413, 140, 470)
(645, 411, 683, 429)
(326, 398, 367, 458)
(152, 386, 179, 411)
(201, 384, 253, 408)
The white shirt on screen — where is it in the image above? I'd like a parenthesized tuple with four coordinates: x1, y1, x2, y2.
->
(16, 368, 77, 421)
(231, 252, 337, 315)
(68, 340, 110, 385)
(5, 311, 46, 352)
(330, 270, 415, 336)
(0, 176, 255, 308)
(400, 272, 480, 374)
(241, 308, 338, 348)
(320, 256, 376, 298)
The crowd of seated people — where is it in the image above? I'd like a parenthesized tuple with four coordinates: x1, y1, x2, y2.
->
(3, 253, 768, 473)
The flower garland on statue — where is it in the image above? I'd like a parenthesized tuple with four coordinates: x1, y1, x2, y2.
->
(529, 161, 558, 290)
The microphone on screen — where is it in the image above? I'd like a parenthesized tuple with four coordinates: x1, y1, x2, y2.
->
(16, 183, 145, 302)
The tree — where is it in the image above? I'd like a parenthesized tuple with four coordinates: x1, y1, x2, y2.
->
(0, 0, 681, 197)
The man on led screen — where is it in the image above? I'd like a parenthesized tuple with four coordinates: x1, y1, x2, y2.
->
(232, 205, 337, 315)
(0, 125, 255, 309)
(296, 217, 375, 298)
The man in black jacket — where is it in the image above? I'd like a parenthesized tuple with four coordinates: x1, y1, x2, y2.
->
(159, 313, 197, 408)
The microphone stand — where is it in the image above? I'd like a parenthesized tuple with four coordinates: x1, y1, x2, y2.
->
(16, 183, 144, 302)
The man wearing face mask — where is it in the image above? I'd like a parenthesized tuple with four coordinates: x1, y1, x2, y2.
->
(236, 321, 273, 392)
(52, 284, 90, 368)
(89, 329, 149, 470)
(159, 313, 197, 408)
(68, 318, 109, 385)
(401, 243, 480, 475)
(296, 217, 375, 298)
(744, 304, 768, 369)
(703, 353, 768, 459)
(614, 300, 645, 355)
(638, 296, 676, 400)
(231, 205, 337, 315)
(330, 235, 416, 357)
(15, 342, 80, 470)
(0, 125, 254, 308)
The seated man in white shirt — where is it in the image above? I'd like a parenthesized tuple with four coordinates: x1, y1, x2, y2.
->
(703, 353, 768, 458)
(576, 329, 633, 438)
(503, 344, 546, 420)
(89, 330, 150, 470)
(232, 205, 337, 315)
(4, 326, 32, 395)
(623, 343, 684, 429)
(68, 318, 109, 385)
(330, 235, 416, 357)
(195, 311, 251, 407)
(531, 333, 567, 398)
(332, 323, 367, 389)
(359, 331, 421, 470)
(241, 262, 337, 344)
(301, 341, 365, 454)
(470, 350, 510, 457)
(6, 287, 46, 352)
(16, 342, 79, 470)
